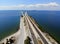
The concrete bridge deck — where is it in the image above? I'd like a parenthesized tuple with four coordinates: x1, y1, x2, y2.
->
(16, 12, 58, 44)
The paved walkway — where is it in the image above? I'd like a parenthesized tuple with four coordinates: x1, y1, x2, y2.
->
(16, 17, 26, 44)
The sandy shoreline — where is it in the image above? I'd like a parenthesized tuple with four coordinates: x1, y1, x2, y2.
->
(0, 29, 20, 44)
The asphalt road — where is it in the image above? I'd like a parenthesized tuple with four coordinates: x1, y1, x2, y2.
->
(16, 15, 49, 44)
(26, 17, 38, 44)
(27, 15, 49, 44)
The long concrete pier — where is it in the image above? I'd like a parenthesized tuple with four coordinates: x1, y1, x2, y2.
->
(0, 12, 58, 44)
(16, 12, 58, 44)
(1, 12, 57, 44)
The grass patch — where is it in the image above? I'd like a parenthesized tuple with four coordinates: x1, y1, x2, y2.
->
(24, 36, 31, 44)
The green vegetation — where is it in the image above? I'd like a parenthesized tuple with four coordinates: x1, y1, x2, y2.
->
(24, 36, 31, 44)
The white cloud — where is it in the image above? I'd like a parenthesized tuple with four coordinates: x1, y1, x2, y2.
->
(28, 2, 59, 8)
(47, 2, 58, 6)
(0, 2, 60, 10)
(48, 2, 59, 6)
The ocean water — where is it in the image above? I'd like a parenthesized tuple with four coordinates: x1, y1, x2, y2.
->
(0, 10, 20, 40)
(27, 10, 60, 43)
(0, 10, 60, 43)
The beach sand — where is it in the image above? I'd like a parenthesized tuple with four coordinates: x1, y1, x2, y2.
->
(0, 29, 20, 44)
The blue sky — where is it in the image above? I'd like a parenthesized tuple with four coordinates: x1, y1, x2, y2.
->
(0, 0, 60, 10)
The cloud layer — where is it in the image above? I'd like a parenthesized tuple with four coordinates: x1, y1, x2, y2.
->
(0, 2, 60, 10)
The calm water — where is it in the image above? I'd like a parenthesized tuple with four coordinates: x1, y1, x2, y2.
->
(27, 10, 60, 43)
(0, 10, 20, 40)
(0, 10, 60, 43)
